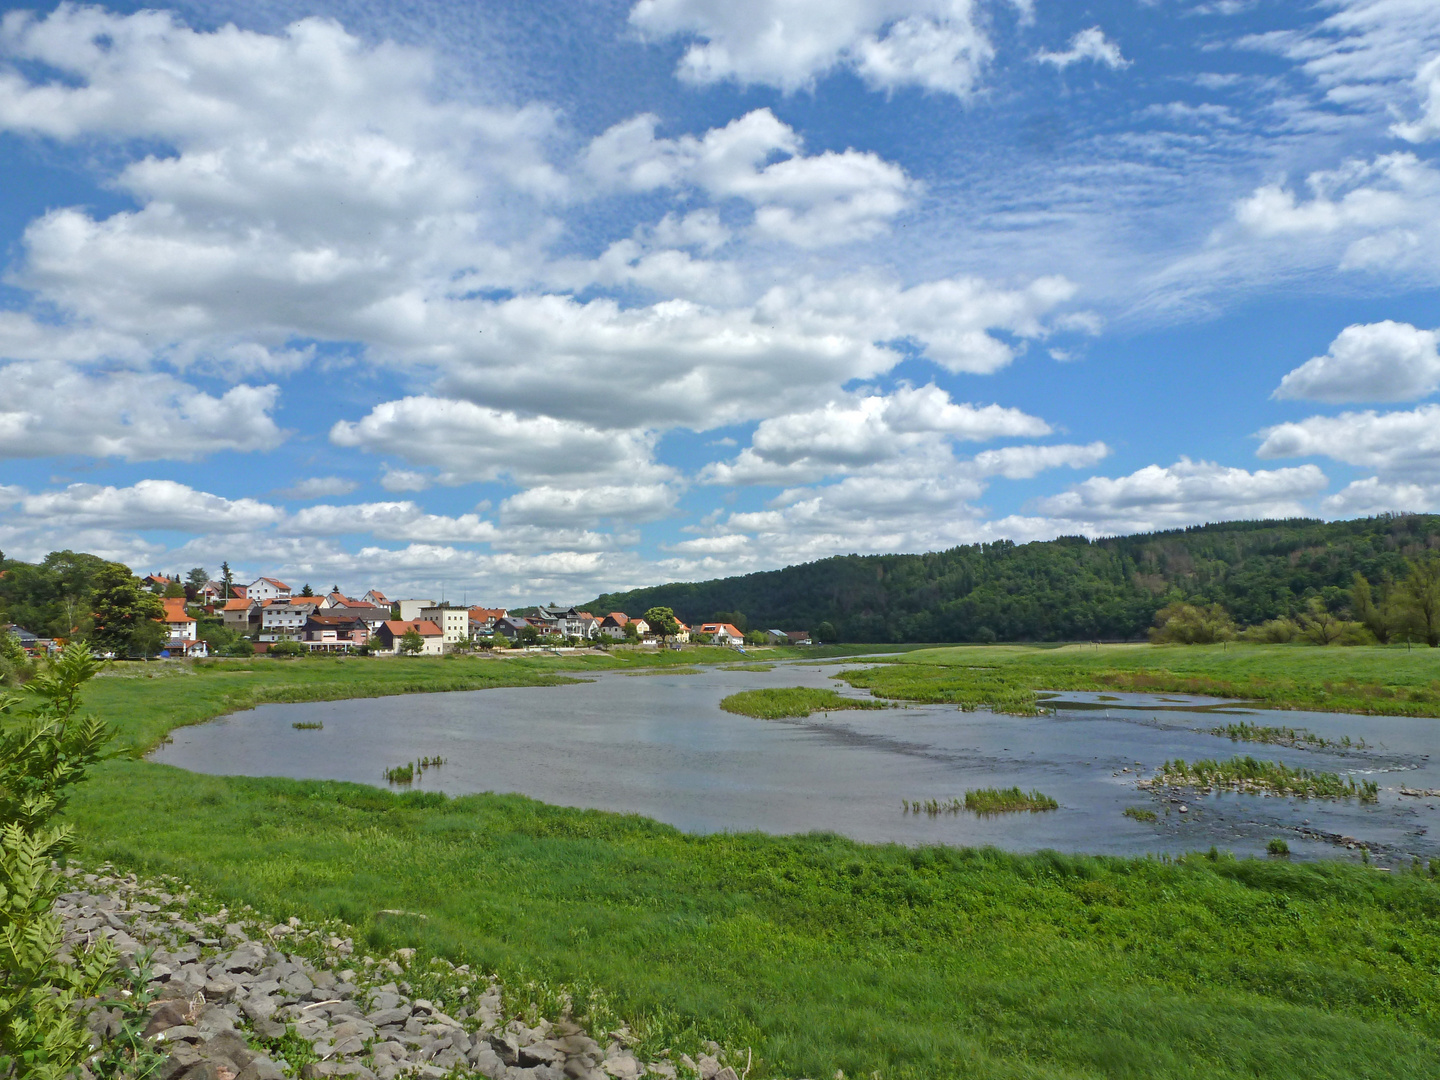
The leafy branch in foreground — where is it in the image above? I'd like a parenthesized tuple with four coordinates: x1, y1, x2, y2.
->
(0, 642, 119, 1079)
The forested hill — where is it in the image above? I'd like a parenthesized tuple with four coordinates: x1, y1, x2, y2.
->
(586, 515, 1440, 642)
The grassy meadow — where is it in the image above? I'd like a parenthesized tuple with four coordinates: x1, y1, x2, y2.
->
(839, 641, 1440, 717)
(46, 642, 1440, 1078)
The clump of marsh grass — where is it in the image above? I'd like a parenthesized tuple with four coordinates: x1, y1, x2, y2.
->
(1145, 756, 1379, 802)
(383, 762, 414, 784)
(965, 787, 1059, 814)
(1123, 806, 1157, 822)
(292, 720, 323, 730)
(720, 687, 887, 719)
(1210, 720, 1366, 750)
(904, 788, 1058, 816)
(1267, 838, 1291, 856)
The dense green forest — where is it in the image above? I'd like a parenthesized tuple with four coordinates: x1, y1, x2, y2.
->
(588, 515, 1440, 642)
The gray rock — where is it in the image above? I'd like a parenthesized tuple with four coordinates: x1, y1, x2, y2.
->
(236, 1059, 286, 1080)
(712, 1069, 740, 1080)
(240, 995, 277, 1023)
(251, 1017, 287, 1041)
(366, 1008, 408, 1027)
(200, 1029, 255, 1070)
(155, 1025, 203, 1045)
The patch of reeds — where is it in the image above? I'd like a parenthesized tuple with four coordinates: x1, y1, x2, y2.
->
(1145, 755, 1379, 802)
(964, 787, 1059, 814)
(722, 663, 775, 672)
(383, 762, 414, 784)
(291, 721, 323, 730)
(905, 788, 1058, 815)
(1123, 806, 1157, 822)
(719, 687, 887, 719)
(1210, 720, 1366, 750)
(1267, 838, 1290, 856)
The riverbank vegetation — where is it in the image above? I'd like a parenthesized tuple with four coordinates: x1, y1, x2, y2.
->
(718, 687, 888, 719)
(837, 642, 1440, 718)
(1147, 757, 1380, 802)
(905, 789, 1059, 815)
(1209, 720, 1366, 750)
(21, 637, 1440, 1077)
(65, 763, 1440, 1080)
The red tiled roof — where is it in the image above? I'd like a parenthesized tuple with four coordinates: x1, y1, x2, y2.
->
(607, 612, 629, 624)
(222, 599, 252, 611)
(161, 598, 194, 623)
(381, 620, 442, 636)
(258, 577, 290, 590)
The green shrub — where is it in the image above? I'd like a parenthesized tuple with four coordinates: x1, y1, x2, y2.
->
(1267, 838, 1291, 857)
(0, 643, 118, 1078)
(268, 639, 305, 658)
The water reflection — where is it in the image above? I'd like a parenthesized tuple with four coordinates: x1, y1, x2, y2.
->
(149, 663, 1438, 865)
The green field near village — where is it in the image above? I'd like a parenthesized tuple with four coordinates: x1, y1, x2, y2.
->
(50, 644, 1440, 1080)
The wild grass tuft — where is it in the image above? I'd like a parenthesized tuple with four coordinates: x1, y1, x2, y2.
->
(963, 786, 1059, 814)
(1210, 720, 1366, 750)
(719, 687, 887, 719)
(291, 720, 323, 730)
(1148, 756, 1380, 802)
(1268, 838, 1291, 857)
(383, 762, 414, 784)
(1123, 806, 1158, 822)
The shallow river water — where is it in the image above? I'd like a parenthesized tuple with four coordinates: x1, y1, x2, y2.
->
(149, 661, 1440, 864)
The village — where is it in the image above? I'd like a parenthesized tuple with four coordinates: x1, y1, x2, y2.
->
(2, 571, 815, 659)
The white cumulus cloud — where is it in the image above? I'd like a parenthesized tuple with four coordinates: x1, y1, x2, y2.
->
(15, 480, 283, 532)
(331, 396, 673, 488)
(0, 363, 281, 462)
(1275, 320, 1440, 403)
(1035, 27, 1129, 71)
(1033, 458, 1329, 535)
(627, 0, 996, 96)
(585, 109, 917, 247)
(1257, 404, 1440, 480)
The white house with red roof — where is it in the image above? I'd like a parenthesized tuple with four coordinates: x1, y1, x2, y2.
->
(698, 622, 744, 645)
(160, 598, 208, 657)
(246, 577, 292, 602)
(375, 620, 444, 656)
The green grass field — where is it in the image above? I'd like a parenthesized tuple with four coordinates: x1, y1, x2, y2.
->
(49, 643, 1440, 1078)
(839, 642, 1440, 717)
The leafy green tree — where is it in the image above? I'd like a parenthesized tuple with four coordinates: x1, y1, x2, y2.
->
(90, 564, 164, 657)
(1296, 598, 1362, 646)
(1148, 603, 1236, 644)
(185, 567, 209, 594)
(1402, 555, 1440, 647)
(220, 561, 234, 600)
(623, 621, 640, 643)
(815, 621, 837, 644)
(269, 639, 305, 658)
(1349, 573, 1400, 644)
(517, 625, 542, 647)
(712, 610, 747, 632)
(162, 579, 185, 599)
(642, 606, 680, 644)
(300, 584, 315, 597)
(399, 628, 426, 654)
(0, 643, 118, 1079)
(130, 618, 169, 658)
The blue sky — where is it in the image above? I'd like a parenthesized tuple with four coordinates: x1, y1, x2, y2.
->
(1, 0, 1439, 603)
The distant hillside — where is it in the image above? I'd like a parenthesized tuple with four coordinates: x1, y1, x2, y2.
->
(586, 515, 1440, 642)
